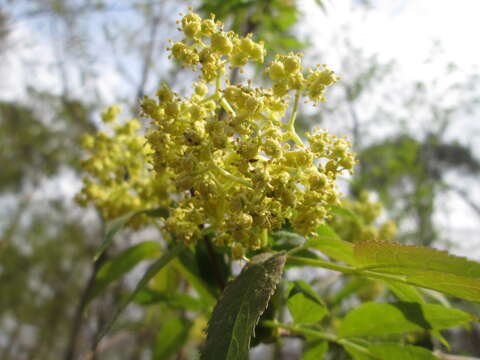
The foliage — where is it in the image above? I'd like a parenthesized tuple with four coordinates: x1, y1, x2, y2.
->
(200, 0, 307, 55)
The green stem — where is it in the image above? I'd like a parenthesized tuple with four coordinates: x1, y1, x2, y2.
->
(262, 321, 378, 358)
(285, 91, 304, 147)
(199, 93, 220, 104)
(288, 255, 357, 275)
(220, 97, 236, 117)
(287, 255, 408, 283)
(288, 91, 301, 129)
(286, 245, 308, 256)
(209, 151, 252, 187)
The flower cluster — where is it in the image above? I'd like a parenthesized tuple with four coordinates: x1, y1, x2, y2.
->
(76, 106, 171, 228)
(140, 10, 356, 256)
(266, 53, 338, 104)
(329, 191, 397, 243)
(169, 11, 265, 81)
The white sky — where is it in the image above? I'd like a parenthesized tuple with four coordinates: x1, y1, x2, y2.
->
(299, 0, 480, 70)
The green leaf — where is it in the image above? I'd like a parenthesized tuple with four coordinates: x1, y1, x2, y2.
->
(287, 280, 327, 324)
(331, 277, 373, 307)
(94, 207, 168, 261)
(368, 343, 438, 360)
(330, 205, 364, 226)
(305, 224, 356, 265)
(273, 9, 297, 32)
(89, 241, 161, 301)
(384, 282, 450, 348)
(194, 239, 230, 293)
(275, 36, 306, 50)
(301, 340, 328, 360)
(201, 252, 286, 360)
(135, 288, 206, 311)
(420, 288, 451, 308)
(95, 243, 185, 347)
(153, 317, 192, 360)
(176, 248, 218, 304)
(354, 241, 480, 302)
(343, 344, 373, 360)
(343, 342, 439, 360)
(251, 286, 282, 347)
(384, 281, 425, 303)
(339, 302, 472, 338)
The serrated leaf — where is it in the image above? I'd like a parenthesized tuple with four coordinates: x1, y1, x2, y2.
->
(94, 207, 168, 260)
(306, 224, 356, 265)
(355, 241, 480, 277)
(339, 302, 472, 338)
(201, 252, 286, 360)
(354, 241, 480, 302)
(287, 280, 327, 324)
(368, 343, 438, 360)
(301, 340, 328, 360)
(94, 243, 184, 347)
(153, 317, 192, 360)
(89, 241, 161, 301)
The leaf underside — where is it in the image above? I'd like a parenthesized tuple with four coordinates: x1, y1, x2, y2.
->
(201, 252, 286, 360)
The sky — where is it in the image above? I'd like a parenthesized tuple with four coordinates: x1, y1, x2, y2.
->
(299, 0, 480, 70)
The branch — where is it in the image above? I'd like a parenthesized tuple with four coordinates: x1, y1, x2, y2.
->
(446, 183, 480, 218)
(63, 253, 107, 360)
(80, 332, 130, 360)
(135, 13, 162, 106)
